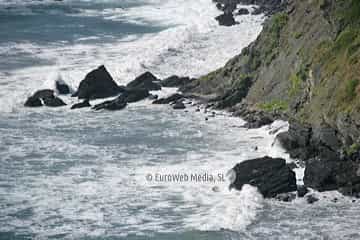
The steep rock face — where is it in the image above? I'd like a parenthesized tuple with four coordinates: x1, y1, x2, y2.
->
(185, 0, 360, 195)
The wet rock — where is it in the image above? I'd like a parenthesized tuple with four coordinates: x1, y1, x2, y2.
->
(215, 13, 237, 26)
(161, 75, 190, 88)
(286, 162, 297, 170)
(92, 98, 127, 111)
(24, 96, 43, 107)
(237, 8, 250, 15)
(276, 193, 296, 202)
(152, 93, 184, 104)
(126, 72, 161, 91)
(56, 80, 70, 95)
(71, 100, 91, 110)
(77, 65, 123, 100)
(148, 94, 158, 100)
(24, 89, 66, 107)
(297, 185, 308, 197)
(230, 156, 297, 198)
(306, 194, 319, 204)
(119, 88, 150, 103)
(172, 101, 186, 110)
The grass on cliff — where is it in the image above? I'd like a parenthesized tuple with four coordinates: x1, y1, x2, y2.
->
(258, 100, 288, 113)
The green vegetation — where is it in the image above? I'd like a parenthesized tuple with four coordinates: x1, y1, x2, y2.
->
(345, 143, 360, 156)
(199, 68, 221, 82)
(258, 100, 288, 112)
(288, 74, 302, 97)
(293, 32, 303, 39)
(333, 29, 359, 53)
(344, 79, 359, 102)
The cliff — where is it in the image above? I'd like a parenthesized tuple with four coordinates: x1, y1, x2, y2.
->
(185, 0, 360, 195)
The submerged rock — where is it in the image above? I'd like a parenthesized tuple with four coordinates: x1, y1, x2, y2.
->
(126, 72, 161, 91)
(306, 194, 319, 204)
(71, 100, 91, 110)
(275, 193, 296, 202)
(237, 8, 250, 15)
(93, 98, 127, 111)
(172, 101, 186, 110)
(297, 185, 309, 197)
(43, 96, 66, 107)
(230, 156, 297, 198)
(76, 65, 123, 100)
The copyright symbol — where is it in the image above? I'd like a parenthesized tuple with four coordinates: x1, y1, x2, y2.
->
(146, 174, 153, 182)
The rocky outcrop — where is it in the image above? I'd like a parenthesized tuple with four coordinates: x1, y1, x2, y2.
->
(230, 156, 297, 198)
(161, 76, 192, 88)
(215, 13, 237, 26)
(71, 100, 91, 110)
(56, 80, 70, 95)
(75, 65, 123, 100)
(126, 72, 161, 91)
(24, 89, 66, 107)
(172, 101, 186, 110)
(92, 98, 127, 111)
(152, 93, 184, 104)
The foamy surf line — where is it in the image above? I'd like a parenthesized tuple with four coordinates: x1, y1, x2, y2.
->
(0, 0, 264, 113)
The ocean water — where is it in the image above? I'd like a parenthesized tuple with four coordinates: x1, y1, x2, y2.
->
(0, 1, 360, 239)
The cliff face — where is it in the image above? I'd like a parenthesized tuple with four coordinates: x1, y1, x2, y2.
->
(186, 0, 360, 195)
(189, 0, 360, 145)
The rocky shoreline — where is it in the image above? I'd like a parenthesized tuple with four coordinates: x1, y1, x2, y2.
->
(23, 0, 360, 202)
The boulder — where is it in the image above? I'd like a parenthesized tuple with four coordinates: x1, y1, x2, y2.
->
(237, 8, 250, 15)
(161, 75, 190, 87)
(297, 185, 308, 197)
(24, 96, 42, 107)
(152, 93, 184, 104)
(119, 88, 149, 103)
(92, 98, 127, 111)
(43, 96, 67, 107)
(126, 72, 161, 91)
(56, 80, 70, 94)
(77, 65, 122, 100)
(215, 13, 237, 26)
(71, 100, 91, 110)
(24, 89, 66, 108)
(275, 193, 296, 202)
(306, 194, 319, 204)
(230, 156, 297, 198)
(172, 101, 186, 110)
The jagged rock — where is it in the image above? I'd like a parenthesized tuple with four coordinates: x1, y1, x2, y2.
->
(297, 185, 308, 197)
(126, 72, 161, 91)
(306, 194, 319, 204)
(56, 80, 70, 95)
(24, 89, 66, 108)
(237, 8, 250, 15)
(161, 75, 190, 87)
(71, 100, 91, 110)
(152, 93, 184, 104)
(148, 94, 158, 100)
(215, 13, 237, 26)
(230, 156, 297, 198)
(92, 98, 127, 111)
(172, 101, 186, 110)
(77, 65, 123, 100)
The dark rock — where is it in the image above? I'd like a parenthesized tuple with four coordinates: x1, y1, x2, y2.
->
(276, 193, 296, 202)
(126, 72, 161, 91)
(71, 100, 91, 110)
(306, 194, 319, 204)
(24, 96, 43, 107)
(77, 65, 122, 100)
(148, 94, 158, 100)
(56, 81, 70, 95)
(286, 162, 297, 170)
(42, 96, 67, 107)
(119, 88, 150, 103)
(230, 156, 297, 198)
(244, 114, 273, 129)
(172, 101, 186, 110)
(161, 75, 190, 88)
(152, 93, 184, 104)
(24, 89, 66, 108)
(276, 131, 299, 151)
(297, 185, 308, 197)
(215, 13, 237, 26)
(237, 8, 250, 15)
(93, 98, 127, 111)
